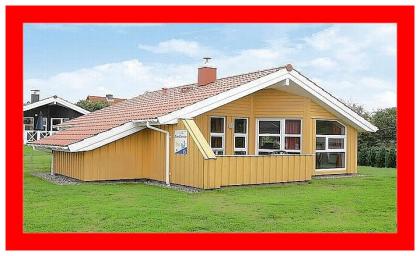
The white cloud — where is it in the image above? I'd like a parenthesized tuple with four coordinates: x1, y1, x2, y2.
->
(24, 59, 196, 103)
(138, 39, 213, 57)
(304, 57, 337, 70)
(373, 91, 397, 110)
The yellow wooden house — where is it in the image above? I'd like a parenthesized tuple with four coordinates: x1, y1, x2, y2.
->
(32, 63, 377, 189)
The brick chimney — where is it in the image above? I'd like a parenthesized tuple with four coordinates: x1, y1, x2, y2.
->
(198, 57, 217, 86)
(30, 89, 40, 103)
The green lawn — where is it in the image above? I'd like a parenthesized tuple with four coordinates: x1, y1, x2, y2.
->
(24, 146, 396, 232)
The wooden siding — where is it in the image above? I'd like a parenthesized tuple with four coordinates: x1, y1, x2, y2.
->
(346, 126, 358, 174)
(52, 87, 360, 188)
(203, 155, 314, 189)
(166, 122, 206, 189)
(54, 129, 166, 182)
(53, 151, 85, 180)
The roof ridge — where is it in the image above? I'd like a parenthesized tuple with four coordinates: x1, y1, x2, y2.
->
(138, 65, 285, 94)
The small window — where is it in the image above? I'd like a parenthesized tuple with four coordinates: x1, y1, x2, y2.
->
(259, 120, 281, 134)
(259, 136, 281, 150)
(285, 137, 300, 150)
(235, 137, 246, 148)
(316, 137, 326, 150)
(234, 118, 248, 155)
(285, 120, 301, 134)
(210, 117, 225, 155)
(316, 152, 345, 169)
(23, 117, 34, 130)
(211, 136, 223, 148)
(211, 117, 224, 133)
(234, 119, 247, 134)
(316, 120, 345, 135)
(328, 138, 345, 149)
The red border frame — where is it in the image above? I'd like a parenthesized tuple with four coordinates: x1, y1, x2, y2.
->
(6, 6, 414, 250)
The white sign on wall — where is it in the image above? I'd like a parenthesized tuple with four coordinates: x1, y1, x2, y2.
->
(174, 130, 188, 155)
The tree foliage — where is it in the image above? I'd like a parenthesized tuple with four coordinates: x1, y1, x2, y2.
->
(345, 101, 396, 168)
(385, 147, 396, 168)
(76, 99, 110, 112)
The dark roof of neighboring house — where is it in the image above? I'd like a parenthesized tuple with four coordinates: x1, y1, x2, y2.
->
(23, 95, 90, 115)
(32, 67, 283, 147)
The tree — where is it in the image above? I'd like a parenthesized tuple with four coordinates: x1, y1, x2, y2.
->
(358, 147, 369, 166)
(370, 107, 396, 148)
(368, 147, 377, 167)
(76, 99, 110, 112)
(375, 147, 387, 168)
(342, 100, 371, 120)
(385, 147, 397, 168)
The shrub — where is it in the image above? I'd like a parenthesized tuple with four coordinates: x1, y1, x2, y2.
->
(385, 147, 397, 168)
(375, 147, 387, 168)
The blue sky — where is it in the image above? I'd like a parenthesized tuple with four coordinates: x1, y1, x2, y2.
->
(24, 23, 396, 110)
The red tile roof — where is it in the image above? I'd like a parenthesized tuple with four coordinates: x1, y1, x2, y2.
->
(32, 66, 284, 147)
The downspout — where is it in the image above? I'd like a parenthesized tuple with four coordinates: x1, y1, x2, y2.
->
(146, 121, 170, 185)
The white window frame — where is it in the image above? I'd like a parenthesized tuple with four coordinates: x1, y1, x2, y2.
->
(210, 116, 225, 155)
(50, 118, 69, 132)
(233, 117, 248, 155)
(256, 118, 302, 155)
(283, 119, 303, 154)
(315, 119, 347, 171)
(23, 117, 34, 131)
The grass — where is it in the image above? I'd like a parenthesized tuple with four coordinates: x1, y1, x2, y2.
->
(24, 146, 396, 232)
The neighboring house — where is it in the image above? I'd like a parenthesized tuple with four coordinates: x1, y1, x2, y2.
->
(31, 63, 377, 189)
(23, 90, 90, 144)
(86, 94, 126, 105)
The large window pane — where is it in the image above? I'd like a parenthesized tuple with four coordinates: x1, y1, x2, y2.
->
(328, 138, 345, 149)
(316, 137, 326, 150)
(234, 119, 247, 133)
(235, 137, 245, 149)
(234, 151, 247, 155)
(285, 137, 300, 150)
(259, 121, 281, 134)
(316, 152, 345, 169)
(316, 120, 345, 135)
(211, 117, 224, 133)
(285, 120, 301, 134)
(258, 136, 281, 150)
(211, 136, 223, 148)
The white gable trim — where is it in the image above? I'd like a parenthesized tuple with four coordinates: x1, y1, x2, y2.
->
(24, 97, 90, 115)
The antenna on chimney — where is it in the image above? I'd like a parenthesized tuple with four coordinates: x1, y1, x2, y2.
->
(203, 57, 212, 65)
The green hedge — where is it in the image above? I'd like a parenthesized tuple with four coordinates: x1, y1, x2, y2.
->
(358, 146, 396, 168)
